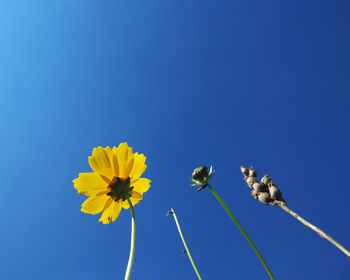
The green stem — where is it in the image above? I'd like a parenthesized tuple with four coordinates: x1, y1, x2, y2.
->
(207, 183, 275, 280)
(124, 198, 136, 280)
(170, 208, 203, 280)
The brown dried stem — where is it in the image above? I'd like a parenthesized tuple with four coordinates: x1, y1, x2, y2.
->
(240, 165, 350, 259)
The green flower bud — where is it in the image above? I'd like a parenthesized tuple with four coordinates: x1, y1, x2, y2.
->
(190, 165, 214, 190)
(192, 166, 209, 183)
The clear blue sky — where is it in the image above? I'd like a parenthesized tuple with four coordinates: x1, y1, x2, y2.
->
(0, 1, 349, 279)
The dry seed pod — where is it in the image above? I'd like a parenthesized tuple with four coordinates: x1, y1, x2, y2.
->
(261, 175, 270, 185)
(252, 182, 261, 191)
(249, 167, 257, 178)
(251, 189, 258, 199)
(240, 166, 249, 176)
(257, 192, 272, 205)
(241, 166, 350, 259)
(269, 185, 280, 200)
(246, 177, 256, 188)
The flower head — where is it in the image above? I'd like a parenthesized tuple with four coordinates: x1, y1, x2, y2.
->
(73, 143, 151, 224)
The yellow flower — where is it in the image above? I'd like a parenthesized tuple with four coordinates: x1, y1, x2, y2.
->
(73, 143, 151, 224)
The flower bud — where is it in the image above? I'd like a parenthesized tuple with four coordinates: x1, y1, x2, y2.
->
(192, 166, 209, 183)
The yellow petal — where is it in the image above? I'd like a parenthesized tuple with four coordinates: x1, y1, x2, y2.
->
(131, 191, 143, 203)
(88, 147, 115, 181)
(129, 153, 146, 180)
(127, 146, 133, 159)
(124, 157, 134, 179)
(113, 143, 133, 179)
(99, 199, 122, 224)
(111, 202, 122, 222)
(81, 194, 110, 214)
(131, 178, 151, 195)
(121, 200, 130, 209)
(73, 172, 108, 196)
(99, 197, 113, 224)
(110, 148, 119, 177)
(121, 191, 143, 209)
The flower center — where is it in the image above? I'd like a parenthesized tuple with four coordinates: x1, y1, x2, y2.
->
(107, 177, 134, 202)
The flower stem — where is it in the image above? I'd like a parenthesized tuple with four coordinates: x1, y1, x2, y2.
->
(170, 208, 203, 280)
(125, 198, 135, 280)
(207, 183, 275, 280)
(276, 201, 350, 258)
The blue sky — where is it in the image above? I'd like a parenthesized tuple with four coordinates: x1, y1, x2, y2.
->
(0, 1, 349, 279)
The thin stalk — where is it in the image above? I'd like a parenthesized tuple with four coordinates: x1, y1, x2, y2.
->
(170, 208, 203, 280)
(276, 201, 350, 258)
(124, 198, 136, 280)
(207, 183, 275, 280)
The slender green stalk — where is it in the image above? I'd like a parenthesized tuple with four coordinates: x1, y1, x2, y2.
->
(124, 198, 136, 280)
(207, 183, 275, 280)
(170, 208, 203, 280)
